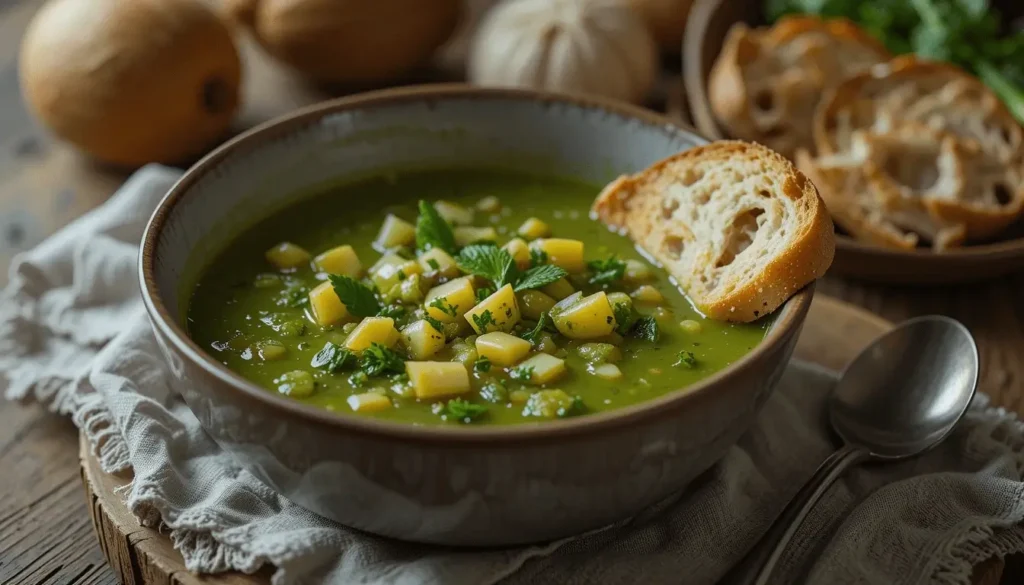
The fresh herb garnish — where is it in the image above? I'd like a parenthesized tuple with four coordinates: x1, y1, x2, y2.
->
(587, 256, 626, 286)
(630, 316, 660, 343)
(529, 248, 548, 267)
(471, 310, 496, 332)
(457, 244, 518, 289)
(426, 258, 441, 270)
(415, 200, 458, 254)
(429, 297, 458, 317)
(441, 398, 489, 423)
(423, 315, 445, 334)
(359, 343, 405, 377)
(673, 351, 698, 369)
(514, 264, 568, 292)
(473, 356, 492, 373)
(377, 304, 406, 319)
(520, 312, 554, 345)
(476, 286, 495, 302)
(310, 342, 357, 372)
(613, 302, 634, 335)
(558, 395, 586, 418)
(328, 275, 381, 317)
(508, 365, 535, 382)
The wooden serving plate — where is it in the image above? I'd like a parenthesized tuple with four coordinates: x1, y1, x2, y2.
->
(682, 0, 1024, 285)
(76, 295, 1009, 585)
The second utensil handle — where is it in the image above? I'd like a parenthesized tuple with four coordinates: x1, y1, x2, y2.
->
(751, 444, 868, 585)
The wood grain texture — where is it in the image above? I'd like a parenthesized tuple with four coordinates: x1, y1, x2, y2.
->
(1, 0, 1023, 582)
(73, 296, 894, 585)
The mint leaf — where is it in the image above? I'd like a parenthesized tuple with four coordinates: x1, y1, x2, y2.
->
(329, 275, 381, 317)
(514, 264, 568, 292)
(441, 398, 488, 423)
(416, 200, 457, 254)
(360, 343, 405, 377)
(630, 316, 660, 343)
(673, 351, 698, 368)
(458, 244, 518, 288)
(587, 256, 626, 286)
(310, 342, 357, 372)
(529, 248, 548, 267)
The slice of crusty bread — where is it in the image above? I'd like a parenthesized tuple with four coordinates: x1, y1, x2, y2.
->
(708, 16, 889, 159)
(812, 57, 1024, 244)
(592, 141, 835, 323)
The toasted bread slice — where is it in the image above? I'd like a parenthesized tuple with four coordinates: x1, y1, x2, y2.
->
(708, 16, 889, 159)
(592, 141, 835, 323)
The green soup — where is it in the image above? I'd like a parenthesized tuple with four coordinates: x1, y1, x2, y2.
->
(187, 169, 769, 426)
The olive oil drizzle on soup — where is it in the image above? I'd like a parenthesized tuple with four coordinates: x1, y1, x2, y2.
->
(187, 169, 769, 426)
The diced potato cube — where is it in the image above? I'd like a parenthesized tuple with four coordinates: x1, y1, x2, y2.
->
(476, 332, 532, 367)
(680, 319, 703, 334)
(522, 389, 577, 418)
(465, 284, 520, 334)
(265, 242, 311, 270)
(503, 238, 531, 269)
(541, 277, 576, 300)
(631, 285, 664, 304)
(476, 196, 502, 213)
(425, 277, 476, 322)
(531, 239, 585, 273)
(509, 389, 531, 403)
(551, 291, 616, 339)
(454, 226, 498, 246)
(258, 340, 288, 361)
(397, 274, 425, 304)
(347, 393, 392, 413)
(624, 259, 655, 283)
(517, 289, 556, 320)
(276, 370, 315, 398)
(434, 200, 474, 225)
(406, 361, 471, 399)
(575, 343, 622, 364)
(417, 248, 458, 273)
(314, 245, 362, 277)
(591, 363, 623, 381)
(401, 320, 447, 360)
(308, 281, 352, 326)
(450, 338, 478, 367)
(375, 215, 416, 249)
(344, 317, 400, 353)
(515, 353, 566, 385)
(518, 217, 551, 239)
(371, 254, 422, 292)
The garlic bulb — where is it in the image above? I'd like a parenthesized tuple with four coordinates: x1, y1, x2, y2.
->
(467, 0, 658, 104)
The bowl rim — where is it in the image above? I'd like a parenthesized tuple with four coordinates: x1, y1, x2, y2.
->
(681, 0, 1024, 264)
(139, 83, 814, 445)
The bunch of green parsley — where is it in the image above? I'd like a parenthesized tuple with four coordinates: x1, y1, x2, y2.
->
(766, 0, 1024, 123)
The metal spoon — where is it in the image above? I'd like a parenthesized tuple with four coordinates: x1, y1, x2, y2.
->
(739, 315, 979, 585)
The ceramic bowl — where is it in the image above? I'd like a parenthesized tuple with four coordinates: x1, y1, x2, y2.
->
(140, 84, 814, 546)
(683, 0, 1024, 285)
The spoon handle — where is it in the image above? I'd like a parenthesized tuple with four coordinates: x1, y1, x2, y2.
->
(748, 444, 868, 585)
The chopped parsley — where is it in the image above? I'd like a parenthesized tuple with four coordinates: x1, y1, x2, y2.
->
(558, 395, 586, 418)
(310, 342, 357, 373)
(587, 256, 627, 286)
(673, 351, 698, 368)
(520, 312, 554, 345)
(377, 304, 406, 319)
(474, 356, 492, 373)
(415, 200, 458, 254)
(359, 343, 405, 377)
(440, 398, 489, 423)
(328, 275, 381, 317)
(423, 315, 445, 333)
(429, 297, 458, 317)
(426, 258, 441, 270)
(508, 365, 535, 382)
(613, 302, 634, 335)
(630, 316, 660, 343)
(476, 286, 495, 302)
(471, 310, 496, 331)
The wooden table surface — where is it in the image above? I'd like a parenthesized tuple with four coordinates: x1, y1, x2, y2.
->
(2, 1, 1023, 583)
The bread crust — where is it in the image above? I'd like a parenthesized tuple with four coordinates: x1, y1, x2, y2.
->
(708, 16, 889, 158)
(593, 141, 835, 323)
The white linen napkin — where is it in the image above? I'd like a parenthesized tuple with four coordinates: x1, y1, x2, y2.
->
(3, 164, 1024, 585)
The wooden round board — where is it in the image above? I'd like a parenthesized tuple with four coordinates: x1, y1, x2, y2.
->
(78, 295, 1004, 585)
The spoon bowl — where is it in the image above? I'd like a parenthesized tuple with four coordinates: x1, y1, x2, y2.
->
(830, 315, 979, 460)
